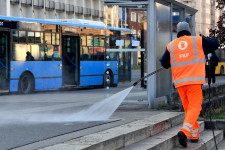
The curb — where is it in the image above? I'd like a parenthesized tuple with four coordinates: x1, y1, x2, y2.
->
(205, 120, 225, 130)
(40, 112, 184, 150)
(120, 121, 204, 150)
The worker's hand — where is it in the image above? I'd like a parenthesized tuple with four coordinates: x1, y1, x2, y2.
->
(210, 53, 219, 66)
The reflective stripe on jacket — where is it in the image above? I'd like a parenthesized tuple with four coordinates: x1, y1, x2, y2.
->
(167, 36, 206, 88)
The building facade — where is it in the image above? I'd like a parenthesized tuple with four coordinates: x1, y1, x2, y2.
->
(0, 0, 105, 22)
(126, 9, 146, 66)
(177, 0, 221, 36)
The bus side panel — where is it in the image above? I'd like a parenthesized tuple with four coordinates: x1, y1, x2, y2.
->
(10, 80, 19, 92)
(35, 78, 62, 90)
(113, 75, 118, 84)
(80, 61, 105, 75)
(10, 61, 62, 92)
(80, 76, 103, 86)
(105, 61, 118, 85)
(215, 62, 225, 75)
(80, 61, 118, 86)
(80, 61, 104, 86)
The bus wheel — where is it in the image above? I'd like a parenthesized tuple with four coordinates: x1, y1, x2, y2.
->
(19, 72, 35, 94)
(103, 71, 113, 88)
(220, 66, 224, 76)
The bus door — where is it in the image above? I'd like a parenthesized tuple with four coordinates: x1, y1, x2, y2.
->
(62, 35, 80, 86)
(0, 31, 9, 91)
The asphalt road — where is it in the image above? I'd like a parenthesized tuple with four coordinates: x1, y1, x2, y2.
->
(0, 70, 224, 150)
(0, 70, 146, 150)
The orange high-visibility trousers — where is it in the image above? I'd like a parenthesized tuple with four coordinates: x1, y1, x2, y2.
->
(177, 84, 203, 139)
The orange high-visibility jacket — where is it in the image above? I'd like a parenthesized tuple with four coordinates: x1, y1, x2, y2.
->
(167, 36, 206, 88)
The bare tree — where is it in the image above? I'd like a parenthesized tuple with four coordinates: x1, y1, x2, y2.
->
(209, 0, 225, 50)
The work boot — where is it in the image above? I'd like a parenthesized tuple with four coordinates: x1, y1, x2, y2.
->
(191, 139, 199, 143)
(178, 131, 187, 147)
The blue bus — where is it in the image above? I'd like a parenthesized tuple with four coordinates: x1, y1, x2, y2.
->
(0, 16, 132, 94)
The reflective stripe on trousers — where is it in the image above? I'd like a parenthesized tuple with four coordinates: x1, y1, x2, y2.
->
(181, 124, 200, 138)
(191, 129, 200, 138)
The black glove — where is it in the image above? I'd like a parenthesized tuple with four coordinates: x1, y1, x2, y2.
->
(210, 52, 219, 67)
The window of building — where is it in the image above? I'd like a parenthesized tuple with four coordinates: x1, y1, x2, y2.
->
(131, 12, 137, 22)
(138, 14, 143, 23)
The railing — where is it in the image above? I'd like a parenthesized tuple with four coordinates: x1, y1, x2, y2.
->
(75, 6, 83, 15)
(66, 4, 74, 13)
(21, 0, 32, 6)
(45, 0, 55, 10)
(84, 8, 91, 16)
(55, 2, 65, 12)
(99, 11, 105, 19)
(10, 0, 19, 4)
(34, 0, 44, 8)
(92, 9, 99, 17)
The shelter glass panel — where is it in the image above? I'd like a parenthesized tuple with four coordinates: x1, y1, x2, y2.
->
(156, 3, 172, 97)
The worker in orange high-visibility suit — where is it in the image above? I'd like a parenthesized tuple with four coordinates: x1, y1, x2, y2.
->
(160, 22, 220, 147)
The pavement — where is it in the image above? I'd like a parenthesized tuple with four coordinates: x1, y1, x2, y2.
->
(1, 70, 224, 150)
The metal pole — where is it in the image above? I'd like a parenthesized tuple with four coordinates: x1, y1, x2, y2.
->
(147, 0, 156, 108)
(169, 3, 173, 103)
(191, 14, 196, 35)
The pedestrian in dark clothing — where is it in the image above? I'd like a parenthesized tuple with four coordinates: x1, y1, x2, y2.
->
(26, 52, 34, 61)
(205, 52, 219, 83)
(160, 22, 220, 148)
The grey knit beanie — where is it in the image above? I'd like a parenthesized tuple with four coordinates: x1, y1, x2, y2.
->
(177, 22, 191, 33)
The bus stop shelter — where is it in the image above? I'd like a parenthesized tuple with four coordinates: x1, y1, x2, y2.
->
(102, 0, 197, 108)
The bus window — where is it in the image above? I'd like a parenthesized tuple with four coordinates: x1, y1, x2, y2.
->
(81, 36, 86, 46)
(19, 31, 26, 43)
(12, 30, 19, 42)
(87, 36, 93, 46)
(93, 47, 105, 61)
(45, 33, 51, 45)
(105, 37, 109, 47)
(52, 33, 59, 45)
(28, 32, 35, 43)
(99, 37, 105, 47)
(110, 36, 120, 48)
(94, 36, 99, 46)
(80, 47, 92, 61)
(125, 39, 131, 48)
(12, 44, 27, 61)
(44, 45, 61, 61)
(106, 52, 118, 61)
(12, 44, 45, 61)
(35, 32, 43, 43)
(45, 45, 53, 60)
(28, 45, 43, 60)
